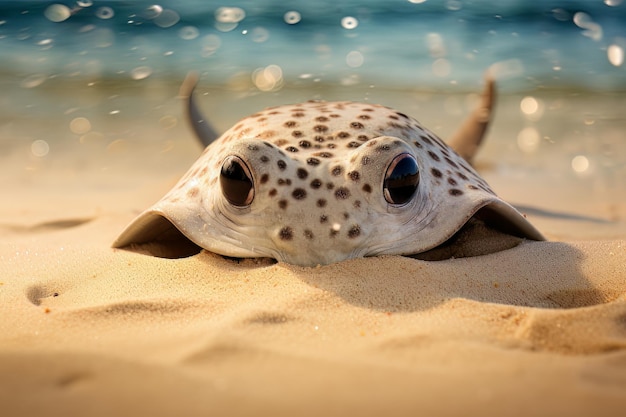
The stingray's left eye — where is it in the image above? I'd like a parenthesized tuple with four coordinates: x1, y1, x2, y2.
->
(384, 153, 419, 205)
(220, 156, 254, 207)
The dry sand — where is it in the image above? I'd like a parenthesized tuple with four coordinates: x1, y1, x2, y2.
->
(1, 86, 625, 416)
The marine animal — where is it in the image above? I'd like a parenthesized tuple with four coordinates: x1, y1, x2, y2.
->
(113, 73, 544, 266)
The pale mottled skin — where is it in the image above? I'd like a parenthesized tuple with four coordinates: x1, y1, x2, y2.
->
(114, 75, 543, 266)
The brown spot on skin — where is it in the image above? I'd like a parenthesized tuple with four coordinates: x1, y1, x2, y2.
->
(376, 144, 391, 152)
(258, 130, 276, 139)
(278, 200, 288, 209)
(353, 200, 361, 208)
(388, 115, 399, 120)
(361, 156, 371, 165)
(286, 146, 299, 152)
(292, 112, 305, 118)
(331, 166, 343, 176)
(277, 178, 292, 186)
(260, 155, 270, 163)
(327, 143, 336, 149)
(315, 152, 333, 158)
(347, 141, 361, 148)
(317, 199, 327, 207)
(260, 174, 269, 184)
(299, 140, 311, 148)
(350, 122, 364, 129)
(348, 171, 360, 181)
(269, 188, 277, 197)
(315, 116, 329, 122)
(457, 172, 469, 181)
(445, 157, 459, 168)
(468, 184, 479, 190)
(348, 225, 361, 238)
(187, 187, 199, 198)
(363, 108, 374, 112)
(447, 177, 458, 186)
(420, 135, 433, 145)
(304, 229, 314, 239)
(343, 212, 350, 220)
(358, 135, 369, 141)
(428, 151, 441, 162)
(396, 112, 409, 119)
(297, 168, 308, 179)
(292, 188, 307, 200)
(275, 139, 289, 147)
(292, 131, 304, 138)
(307, 158, 321, 166)
(279, 226, 293, 240)
(314, 136, 325, 143)
(449, 189, 463, 196)
(310, 179, 322, 189)
(247, 144, 259, 151)
(362, 184, 372, 193)
(335, 187, 351, 199)
(358, 114, 371, 120)
(413, 141, 423, 149)
(314, 125, 329, 133)
(277, 160, 287, 170)
(326, 182, 335, 190)
(337, 132, 351, 139)
(320, 215, 328, 223)
(431, 168, 443, 178)
(329, 229, 339, 238)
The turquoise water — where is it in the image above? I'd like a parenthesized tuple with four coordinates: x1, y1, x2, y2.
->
(1, 0, 625, 91)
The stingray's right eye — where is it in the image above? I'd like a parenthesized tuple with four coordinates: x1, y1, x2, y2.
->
(220, 156, 254, 207)
(383, 153, 419, 205)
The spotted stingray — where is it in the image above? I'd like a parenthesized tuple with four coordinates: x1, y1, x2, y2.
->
(113, 73, 544, 266)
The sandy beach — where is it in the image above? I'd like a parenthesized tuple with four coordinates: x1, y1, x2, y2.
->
(1, 83, 625, 416)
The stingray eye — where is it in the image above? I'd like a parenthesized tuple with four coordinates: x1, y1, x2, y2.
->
(383, 153, 419, 205)
(220, 156, 254, 207)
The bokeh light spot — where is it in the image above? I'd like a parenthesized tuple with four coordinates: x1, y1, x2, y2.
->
(215, 7, 245, 23)
(70, 117, 92, 135)
(44, 4, 71, 22)
(253, 65, 284, 92)
(341, 17, 358, 29)
(251, 27, 270, 43)
(131, 66, 152, 80)
(571, 155, 590, 173)
(179, 26, 199, 40)
(517, 127, 540, 153)
(31, 140, 50, 157)
(154, 9, 180, 28)
(608, 44, 624, 67)
(20, 74, 47, 88)
(144, 5, 163, 19)
(96, 7, 115, 20)
(284, 11, 301, 24)
(346, 51, 364, 68)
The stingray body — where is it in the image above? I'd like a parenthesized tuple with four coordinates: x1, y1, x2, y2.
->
(113, 74, 544, 266)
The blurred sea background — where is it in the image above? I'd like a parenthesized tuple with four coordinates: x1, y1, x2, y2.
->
(1, 0, 625, 91)
(0, 0, 625, 221)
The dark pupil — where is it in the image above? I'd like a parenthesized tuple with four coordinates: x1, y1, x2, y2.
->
(220, 158, 253, 206)
(385, 156, 419, 205)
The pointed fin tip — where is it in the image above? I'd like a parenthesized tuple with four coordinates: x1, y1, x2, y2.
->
(446, 73, 497, 164)
(178, 71, 199, 99)
(180, 72, 220, 148)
